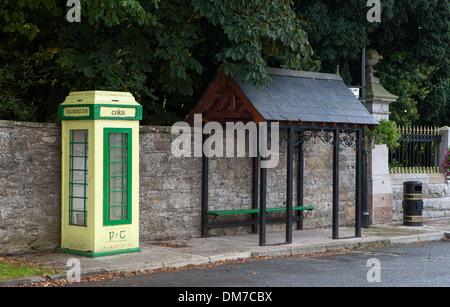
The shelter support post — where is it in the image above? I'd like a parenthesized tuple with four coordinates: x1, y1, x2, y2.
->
(286, 126, 294, 243)
(201, 132, 209, 237)
(251, 126, 259, 234)
(296, 129, 304, 230)
(259, 123, 268, 246)
(332, 129, 340, 239)
(259, 156, 267, 246)
(355, 129, 363, 237)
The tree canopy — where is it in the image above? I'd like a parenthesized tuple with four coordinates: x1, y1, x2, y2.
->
(297, 0, 449, 126)
(0, 0, 316, 124)
(1, 0, 448, 126)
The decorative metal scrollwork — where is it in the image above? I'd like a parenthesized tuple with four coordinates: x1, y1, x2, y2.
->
(340, 131, 357, 149)
(279, 129, 360, 152)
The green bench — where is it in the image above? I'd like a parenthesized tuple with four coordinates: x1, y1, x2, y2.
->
(207, 206, 314, 216)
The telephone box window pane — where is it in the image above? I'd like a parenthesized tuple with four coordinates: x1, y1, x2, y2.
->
(69, 130, 88, 226)
(104, 129, 131, 225)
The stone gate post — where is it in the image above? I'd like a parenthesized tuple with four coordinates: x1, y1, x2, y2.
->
(364, 49, 398, 224)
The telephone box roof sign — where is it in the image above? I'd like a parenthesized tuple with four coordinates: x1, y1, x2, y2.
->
(58, 91, 143, 121)
(188, 67, 379, 129)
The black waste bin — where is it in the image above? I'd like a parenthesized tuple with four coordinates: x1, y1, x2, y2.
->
(402, 181, 423, 226)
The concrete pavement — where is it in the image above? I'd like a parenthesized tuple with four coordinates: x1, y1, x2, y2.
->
(1, 217, 449, 286)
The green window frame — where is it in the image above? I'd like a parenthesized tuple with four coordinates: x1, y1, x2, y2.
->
(69, 130, 88, 226)
(103, 128, 132, 225)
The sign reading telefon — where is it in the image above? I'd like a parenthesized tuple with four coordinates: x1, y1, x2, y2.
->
(171, 114, 280, 169)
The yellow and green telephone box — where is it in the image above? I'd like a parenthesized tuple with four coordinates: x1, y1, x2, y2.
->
(58, 91, 142, 257)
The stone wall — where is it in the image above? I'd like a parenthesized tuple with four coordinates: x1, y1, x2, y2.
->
(0, 121, 61, 255)
(0, 120, 383, 254)
(139, 127, 358, 239)
(139, 125, 203, 241)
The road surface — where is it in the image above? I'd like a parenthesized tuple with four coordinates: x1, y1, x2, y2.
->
(66, 240, 449, 288)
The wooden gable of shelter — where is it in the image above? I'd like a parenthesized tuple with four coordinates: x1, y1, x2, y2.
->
(187, 69, 264, 125)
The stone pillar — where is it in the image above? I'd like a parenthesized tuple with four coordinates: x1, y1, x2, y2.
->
(365, 49, 398, 224)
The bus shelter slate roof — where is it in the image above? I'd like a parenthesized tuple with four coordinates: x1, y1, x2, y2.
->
(233, 67, 379, 127)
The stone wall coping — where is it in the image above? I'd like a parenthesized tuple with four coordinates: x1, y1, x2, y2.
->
(390, 173, 445, 185)
(0, 120, 59, 129)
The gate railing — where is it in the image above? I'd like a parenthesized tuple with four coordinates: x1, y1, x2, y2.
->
(389, 126, 442, 173)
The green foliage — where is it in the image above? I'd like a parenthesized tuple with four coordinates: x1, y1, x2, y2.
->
(364, 119, 401, 151)
(373, 0, 449, 68)
(0, 0, 315, 124)
(298, 0, 449, 74)
(0, 0, 162, 122)
(192, 0, 319, 86)
(296, 0, 380, 73)
(370, 0, 450, 127)
(0, 48, 38, 121)
(296, 0, 449, 127)
(1, 0, 448, 126)
(375, 52, 446, 126)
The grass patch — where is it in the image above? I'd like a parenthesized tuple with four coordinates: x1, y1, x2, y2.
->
(0, 257, 61, 280)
